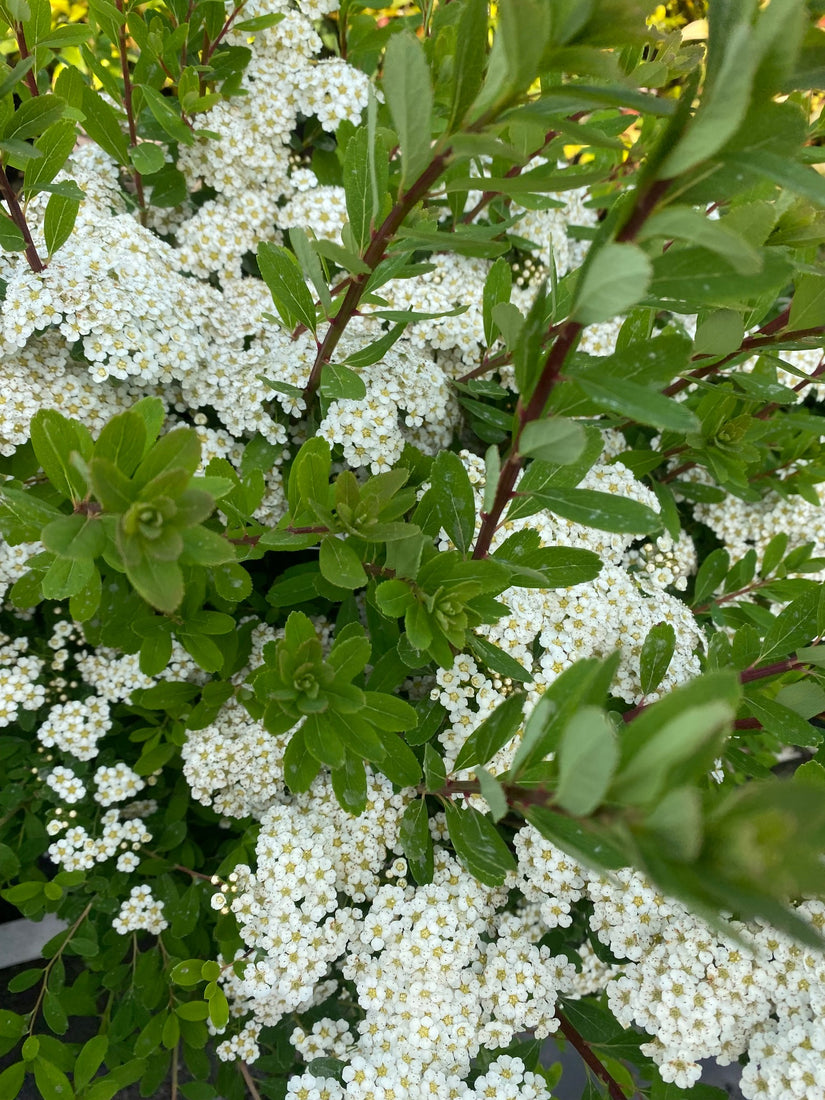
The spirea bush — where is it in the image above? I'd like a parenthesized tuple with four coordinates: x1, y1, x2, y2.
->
(3, 0, 825, 1097)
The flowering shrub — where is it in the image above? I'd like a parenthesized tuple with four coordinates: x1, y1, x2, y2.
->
(2, 0, 825, 1098)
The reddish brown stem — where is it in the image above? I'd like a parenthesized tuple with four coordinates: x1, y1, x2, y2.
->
(202, 1, 246, 66)
(302, 149, 453, 405)
(114, 0, 146, 223)
(693, 578, 774, 614)
(740, 656, 804, 684)
(471, 319, 583, 558)
(555, 1009, 633, 1100)
(624, 654, 815, 723)
(0, 164, 44, 271)
(13, 23, 39, 97)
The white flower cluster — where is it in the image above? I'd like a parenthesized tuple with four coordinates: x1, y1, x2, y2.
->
(434, 451, 703, 709)
(291, 1017, 354, 1061)
(595, 874, 825, 1097)
(317, 342, 457, 473)
(93, 763, 146, 807)
(75, 642, 206, 703)
(45, 765, 86, 804)
(694, 479, 825, 578)
(113, 884, 168, 935)
(624, 531, 697, 593)
(47, 809, 152, 872)
(37, 696, 112, 761)
(0, 539, 41, 600)
(182, 699, 290, 818)
(0, 633, 46, 726)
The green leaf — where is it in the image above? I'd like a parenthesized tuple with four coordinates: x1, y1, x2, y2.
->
(125, 556, 184, 613)
(0, 486, 62, 541)
(374, 729, 421, 786)
(639, 622, 676, 695)
(7, 967, 43, 993)
(482, 256, 512, 347)
(94, 410, 147, 476)
(640, 206, 762, 276)
(430, 451, 476, 554)
(290, 227, 333, 317)
(344, 126, 387, 254)
(42, 990, 68, 1035)
(454, 692, 524, 773)
(88, 457, 134, 513)
(80, 84, 128, 164)
(444, 801, 516, 886)
(134, 427, 200, 489)
(526, 487, 661, 534)
(760, 587, 822, 661)
(0, 1063, 25, 1100)
(660, 20, 757, 177)
(33, 1057, 75, 1100)
(282, 729, 320, 792)
(22, 120, 78, 198)
(555, 706, 618, 817)
(84, 1061, 145, 1100)
(789, 273, 825, 331)
(382, 31, 433, 187)
(399, 798, 434, 883)
(30, 409, 92, 502)
(573, 243, 652, 325)
(136, 83, 194, 145)
(692, 547, 729, 608)
(319, 536, 367, 590)
(41, 554, 95, 599)
(572, 374, 699, 433)
(423, 743, 446, 791)
(0, 211, 25, 251)
(509, 655, 620, 778)
(257, 241, 317, 334)
(319, 362, 367, 401)
(303, 714, 346, 770)
(212, 561, 252, 602)
(725, 149, 825, 207)
(446, 0, 488, 131)
(42, 515, 105, 560)
(612, 698, 734, 807)
(129, 142, 165, 176)
(476, 766, 508, 822)
(331, 750, 368, 815)
(648, 247, 792, 310)
(180, 526, 234, 566)
(519, 417, 586, 464)
(208, 989, 229, 1030)
(467, 634, 531, 683)
(288, 437, 331, 519)
(360, 691, 418, 733)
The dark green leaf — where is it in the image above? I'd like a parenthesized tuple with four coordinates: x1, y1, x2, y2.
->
(382, 32, 433, 187)
(454, 692, 524, 772)
(444, 801, 516, 886)
(639, 622, 676, 695)
(526, 488, 660, 534)
(257, 241, 317, 334)
(400, 798, 434, 883)
(555, 706, 618, 816)
(430, 451, 476, 554)
(573, 243, 652, 325)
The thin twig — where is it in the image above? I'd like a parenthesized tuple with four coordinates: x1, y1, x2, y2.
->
(239, 1061, 263, 1100)
(0, 163, 44, 271)
(302, 149, 453, 406)
(13, 22, 39, 97)
(114, 0, 146, 223)
(555, 1008, 634, 1100)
